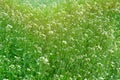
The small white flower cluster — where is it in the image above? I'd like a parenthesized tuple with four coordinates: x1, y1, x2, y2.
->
(1, 0, 120, 79)
(6, 24, 13, 31)
(37, 56, 49, 65)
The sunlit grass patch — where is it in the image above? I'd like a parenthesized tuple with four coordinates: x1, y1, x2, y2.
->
(0, 0, 120, 80)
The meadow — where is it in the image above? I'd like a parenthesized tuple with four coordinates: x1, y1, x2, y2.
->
(0, 0, 120, 80)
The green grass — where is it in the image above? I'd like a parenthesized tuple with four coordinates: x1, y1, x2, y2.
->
(0, 0, 120, 80)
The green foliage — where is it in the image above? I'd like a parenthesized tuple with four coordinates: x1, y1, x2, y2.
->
(0, 0, 120, 80)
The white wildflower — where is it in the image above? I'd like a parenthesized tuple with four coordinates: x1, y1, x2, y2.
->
(48, 31, 54, 34)
(84, 33, 88, 37)
(17, 65, 21, 69)
(38, 57, 49, 65)
(97, 45, 102, 50)
(3, 79, 9, 80)
(9, 64, 15, 69)
(108, 49, 114, 53)
(37, 72, 41, 75)
(62, 40, 67, 44)
(27, 68, 31, 71)
(69, 77, 73, 80)
(84, 78, 88, 80)
(64, 28, 67, 31)
(41, 34, 46, 39)
(6, 24, 13, 31)
(99, 77, 104, 80)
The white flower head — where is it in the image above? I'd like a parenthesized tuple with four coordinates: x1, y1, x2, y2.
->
(3, 79, 9, 80)
(6, 24, 13, 31)
(48, 31, 54, 34)
(62, 40, 67, 44)
(38, 57, 49, 65)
